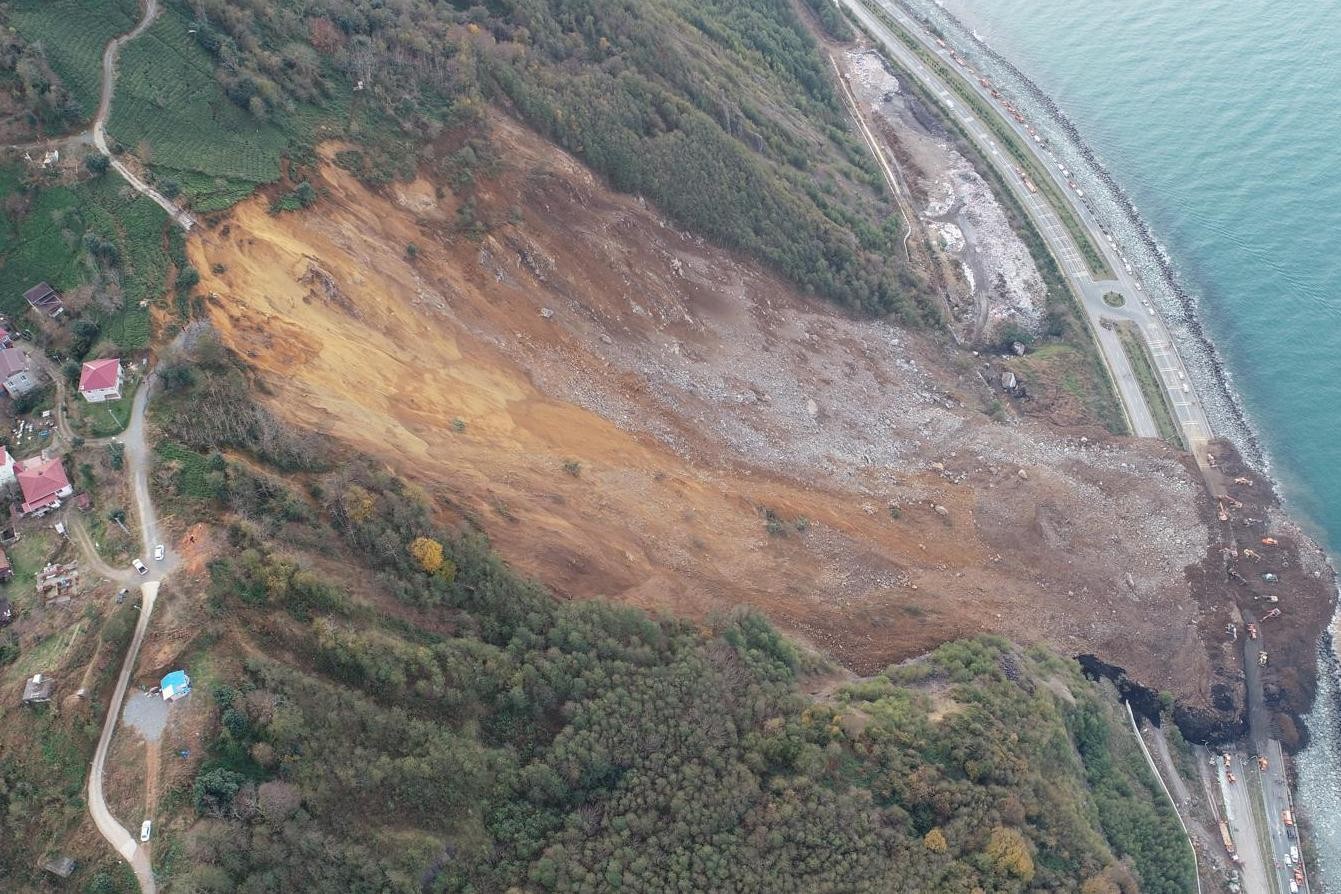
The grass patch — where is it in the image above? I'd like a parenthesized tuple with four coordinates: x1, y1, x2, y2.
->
(857, 0, 1111, 278)
(70, 375, 140, 437)
(1115, 322, 1183, 448)
(3, 528, 58, 612)
(0, 170, 170, 348)
(105, 4, 289, 197)
(1103, 291, 1125, 308)
(155, 441, 214, 500)
(7, 0, 139, 124)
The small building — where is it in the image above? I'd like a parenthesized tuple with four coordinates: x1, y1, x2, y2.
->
(16, 456, 73, 517)
(23, 282, 64, 318)
(0, 348, 38, 398)
(0, 548, 11, 583)
(22, 673, 54, 705)
(0, 327, 13, 349)
(161, 670, 191, 702)
(0, 446, 14, 486)
(36, 561, 79, 599)
(79, 358, 123, 403)
(41, 856, 76, 879)
(0, 596, 12, 627)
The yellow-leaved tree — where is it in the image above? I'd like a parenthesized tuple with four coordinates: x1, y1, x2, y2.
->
(409, 537, 444, 574)
(923, 828, 948, 853)
(985, 826, 1034, 882)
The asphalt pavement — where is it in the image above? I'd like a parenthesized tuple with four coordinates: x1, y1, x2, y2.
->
(839, 0, 1214, 458)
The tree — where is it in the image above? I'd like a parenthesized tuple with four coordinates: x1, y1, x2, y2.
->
(408, 536, 444, 574)
(923, 827, 948, 853)
(194, 767, 247, 816)
(85, 152, 110, 175)
(986, 826, 1035, 882)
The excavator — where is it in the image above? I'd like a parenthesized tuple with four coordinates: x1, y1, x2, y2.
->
(1260, 608, 1282, 622)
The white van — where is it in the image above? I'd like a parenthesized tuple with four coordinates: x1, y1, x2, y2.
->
(140, 820, 152, 842)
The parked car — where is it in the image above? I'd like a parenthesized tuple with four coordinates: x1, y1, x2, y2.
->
(140, 820, 152, 842)
(153, 544, 164, 561)
(132, 559, 148, 575)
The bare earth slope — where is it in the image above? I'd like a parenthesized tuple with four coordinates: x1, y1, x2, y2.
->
(188, 116, 1316, 735)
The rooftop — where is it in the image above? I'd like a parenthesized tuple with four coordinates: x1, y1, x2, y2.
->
(79, 357, 121, 392)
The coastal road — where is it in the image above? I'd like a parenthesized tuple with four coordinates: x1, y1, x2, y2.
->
(1219, 752, 1273, 894)
(84, 374, 172, 894)
(841, 0, 1215, 456)
(1243, 631, 1309, 893)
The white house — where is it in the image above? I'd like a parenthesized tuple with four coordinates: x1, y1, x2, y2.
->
(0, 446, 14, 487)
(0, 348, 37, 398)
(79, 358, 123, 403)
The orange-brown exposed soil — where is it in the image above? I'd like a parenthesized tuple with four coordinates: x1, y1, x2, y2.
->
(185, 115, 1329, 732)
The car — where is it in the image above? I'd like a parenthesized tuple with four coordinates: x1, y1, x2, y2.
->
(154, 544, 165, 561)
(132, 559, 148, 575)
(140, 820, 152, 842)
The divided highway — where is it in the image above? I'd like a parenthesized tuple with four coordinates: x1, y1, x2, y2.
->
(839, 0, 1213, 458)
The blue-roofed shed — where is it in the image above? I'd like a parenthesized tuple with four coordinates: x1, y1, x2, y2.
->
(160, 670, 191, 702)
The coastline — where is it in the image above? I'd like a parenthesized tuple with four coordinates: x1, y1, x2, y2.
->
(895, 0, 1264, 471)
(878, 0, 1341, 885)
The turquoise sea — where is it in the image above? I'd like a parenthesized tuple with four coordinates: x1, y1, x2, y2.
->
(911, 0, 1341, 883)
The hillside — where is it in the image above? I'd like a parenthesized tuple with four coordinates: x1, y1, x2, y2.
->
(0, 0, 1334, 891)
(0, 338, 1194, 892)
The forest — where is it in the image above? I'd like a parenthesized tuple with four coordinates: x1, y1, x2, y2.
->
(131, 340, 1195, 893)
(122, 0, 932, 322)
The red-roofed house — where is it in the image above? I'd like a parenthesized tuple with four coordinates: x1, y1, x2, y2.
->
(0, 446, 14, 487)
(15, 456, 72, 517)
(79, 358, 123, 403)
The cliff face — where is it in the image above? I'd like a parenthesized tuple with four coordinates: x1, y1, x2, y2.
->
(185, 116, 1332, 742)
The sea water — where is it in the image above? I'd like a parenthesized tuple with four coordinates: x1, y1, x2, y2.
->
(901, 0, 1341, 884)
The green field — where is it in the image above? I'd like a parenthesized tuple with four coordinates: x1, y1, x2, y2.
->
(7, 0, 139, 123)
(0, 167, 170, 349)
(105, 4, 288, 204)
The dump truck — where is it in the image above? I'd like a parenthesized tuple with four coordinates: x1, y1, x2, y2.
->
(1259, 652, 1269, 667)
(1219, 820, 1235, 855)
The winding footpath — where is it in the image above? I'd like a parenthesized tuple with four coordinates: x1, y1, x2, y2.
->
(92, 0, 196, 230)
(3, 0, 195, 230)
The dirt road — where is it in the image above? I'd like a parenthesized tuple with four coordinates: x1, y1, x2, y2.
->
(85, 374, 168, 894)
(89, 0, 195, 230)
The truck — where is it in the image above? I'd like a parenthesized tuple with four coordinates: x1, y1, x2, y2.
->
(1283, 808, 1295, 827)
(1219, 820, 1235, 855)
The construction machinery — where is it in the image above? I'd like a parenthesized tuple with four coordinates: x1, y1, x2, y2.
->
(1259, 652, 1269, 667)
(1258, 755, 1269, 771)
(1219, 819, 1236, 855)
(1247, 624, 1259, 639)
(1227, 770, 1237, 784)
(1223, 752, 1233, 767)
(1243, 548, 1262, 562)
(1234, 476, 1255, 486)
(1218, 500, 1230, 522)
(1261, 608, 1282, 622)
(1226, 622, 1237, 641)
(1262, 537, 1279, 546)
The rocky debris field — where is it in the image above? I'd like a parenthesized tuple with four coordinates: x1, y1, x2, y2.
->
(188, 113, 1330, 742)
(846, 49, 1045, 340)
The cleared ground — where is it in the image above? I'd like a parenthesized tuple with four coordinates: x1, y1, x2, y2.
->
(186, 117, 1246, 719)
